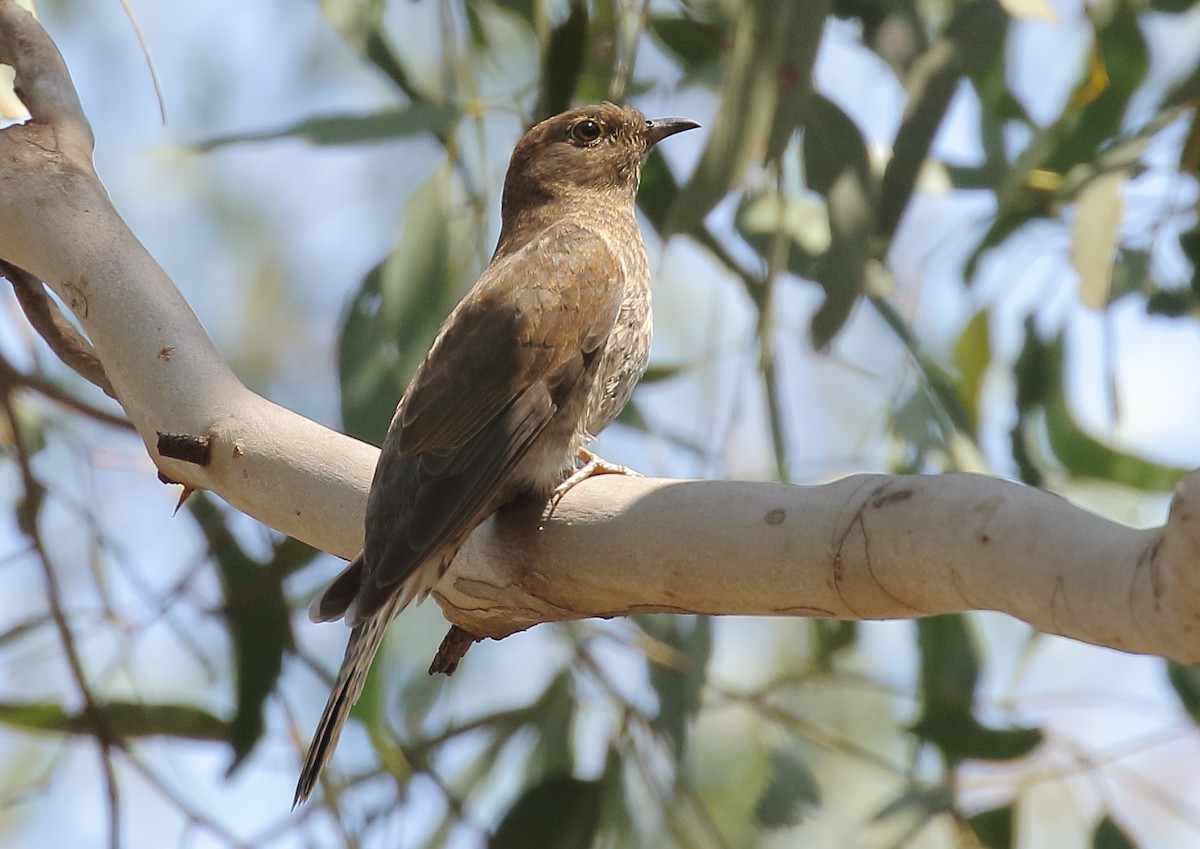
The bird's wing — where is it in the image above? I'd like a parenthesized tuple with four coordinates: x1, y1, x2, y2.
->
(351, 221, 627, 620)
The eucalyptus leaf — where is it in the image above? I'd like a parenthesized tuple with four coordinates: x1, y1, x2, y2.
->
(189, 495, 292, 775)
(490, 776, 603, 849)
(194, 104, 459, 151)
(338, 163, 478, 444)
(755, 750, 821, 829)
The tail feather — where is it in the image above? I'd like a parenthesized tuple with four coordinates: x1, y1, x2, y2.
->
(293, 606, 392, 807)
(295, 554, 454, 806)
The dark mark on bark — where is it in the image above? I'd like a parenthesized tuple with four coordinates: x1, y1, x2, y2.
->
(157, 432, 212, 466)
(871, 488, 914, 509)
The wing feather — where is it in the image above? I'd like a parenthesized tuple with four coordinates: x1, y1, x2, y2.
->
(344, 221, 627, 621)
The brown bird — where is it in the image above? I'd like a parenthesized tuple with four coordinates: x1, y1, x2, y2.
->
(294, 103, 698, 806)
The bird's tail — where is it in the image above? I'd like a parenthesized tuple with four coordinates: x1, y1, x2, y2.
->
(293, 602, 394, 807)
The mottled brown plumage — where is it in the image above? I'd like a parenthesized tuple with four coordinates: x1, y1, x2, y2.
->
(295, 103, 698, 806)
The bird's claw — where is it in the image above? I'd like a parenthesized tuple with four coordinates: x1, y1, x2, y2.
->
(542, 449, 642, 520)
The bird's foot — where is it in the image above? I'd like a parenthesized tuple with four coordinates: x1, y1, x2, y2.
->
(543, 448, 642, 519)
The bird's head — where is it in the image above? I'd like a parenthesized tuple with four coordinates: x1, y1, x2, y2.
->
(500, 103, 699, 221)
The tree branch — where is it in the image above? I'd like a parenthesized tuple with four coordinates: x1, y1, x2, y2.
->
(0, 0, 375, 559)
(440, 473, 1200, 664)
(2, 0, 1199, 666)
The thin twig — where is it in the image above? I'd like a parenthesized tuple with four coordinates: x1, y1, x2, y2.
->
(0, 349, 131, 429)
(2, 262, 116, 397)
(2, 392, 122, 849)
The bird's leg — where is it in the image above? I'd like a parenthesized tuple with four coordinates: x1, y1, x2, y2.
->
(543, 447, 643, 519)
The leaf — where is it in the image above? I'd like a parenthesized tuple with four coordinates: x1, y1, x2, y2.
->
(953, 310, 991, 431)
(1071, 170, 1126, 310)
(1180, 227, 1200, 299)
(800, 95, 876, 347)
(189, 495, 292, 775)
(494, 0, 538, 28)
(1045, 3, 1148, 176)
(639, 615, 712, 761)
(917, 615, 980, 716)
(319, 2, 426, 101)
(648, 16, 727, 79)
(735, 190, 829, 286)
(912, 615, 1043, 763)
(803, 95, 872, 198)
(755, 750, 821, 829)
(338, 163, 476, 444)
(0, 701, 229, 742)
(999, 0, 1058, 20)
(1180, 110, 1200, 177)
(810, 619, 857, 670)
(880, 0, 1009, 241)
(872, 784, 954, 823)
(193, 104, 459, 151)
(529, 673, 576, 777)
(666, 0, 826, 235)
(1166, 661, 1200, 721)
(970, 804, 1016, 849)
(534, 0, 588, 122)
(1036, 335, 1190, 490)
(490, 776, 603, 849)
(1109, 248, 1152, 301)
(1093, 815, 1138, 849)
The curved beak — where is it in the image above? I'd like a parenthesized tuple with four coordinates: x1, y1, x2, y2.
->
(646, 117, 701, 145)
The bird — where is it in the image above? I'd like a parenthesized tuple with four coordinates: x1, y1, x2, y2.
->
(294, 103, 699, 806)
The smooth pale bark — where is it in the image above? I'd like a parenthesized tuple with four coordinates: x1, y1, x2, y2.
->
(3, 1, 1199, 662)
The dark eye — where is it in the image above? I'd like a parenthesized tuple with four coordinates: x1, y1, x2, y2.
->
(570, 119, 602, 144)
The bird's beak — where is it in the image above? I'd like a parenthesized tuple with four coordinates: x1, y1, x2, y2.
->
(645, 117, 701, 145)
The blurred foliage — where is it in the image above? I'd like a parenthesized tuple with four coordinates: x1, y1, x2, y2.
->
(4, 0, 1200, 847)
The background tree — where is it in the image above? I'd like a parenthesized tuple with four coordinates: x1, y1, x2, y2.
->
(1, 0, 1200, 848)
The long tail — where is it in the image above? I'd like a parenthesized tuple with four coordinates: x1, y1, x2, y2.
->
(293, 606, 392, 807)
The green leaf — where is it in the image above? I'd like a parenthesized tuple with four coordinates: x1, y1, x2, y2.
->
(641, 615, 712, 761)
(880, 0, 1009, 241)
(1148, 0, 1198, 11)
(953, 310, 991, 431)
(1093, 815, 1138, 849)
(490, 776, 603, 849)
(338, 163, 476, 444)
(189, 495, 292, 775)
(494, 0, 538, 28)
(529, 673, 576, 777)
(319, 3, 426, 101)
(1109, 248, 1152, 302)
(193, 104, 460, 151)
(637, 149, 681, 235)
(913, 615, 1043, 763)
(648, 16, 727, 79)
(917, 615, 979, 717)
(970, 804, 1016, 849)
(810, 619, 857, 670)
(735, 190, 829, 286)
(1166, 661, 1200, 721)
(803, 95, 872, 199)
(755, 750, 821, 829)
(534, 0, 588, 122)
(1029, 335, 1190, 490)
(0, 701, 229, 742)
(667, 0, 826, 235)
(872, 784, 955, 824)
(796, 94, 877, 347)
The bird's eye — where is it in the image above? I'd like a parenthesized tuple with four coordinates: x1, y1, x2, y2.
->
(570, 119, 603, 144)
